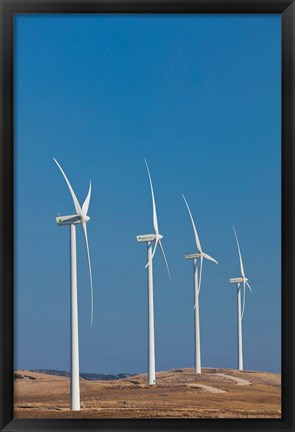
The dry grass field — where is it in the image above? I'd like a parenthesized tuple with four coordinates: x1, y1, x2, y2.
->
(14, 368, 281, 419)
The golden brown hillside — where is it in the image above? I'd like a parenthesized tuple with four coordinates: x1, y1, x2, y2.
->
(14, 368, 281, 419)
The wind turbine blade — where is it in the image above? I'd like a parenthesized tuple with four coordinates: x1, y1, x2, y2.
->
(241, 280, 246, 320)
(193, 257, 203, 307)
(202, 252, 218, 265)
(159, 240, 171, 281)
(182, 194, 202, 253)
(53, 158, 82, 216)
(145, 238, 159, 269)
(233, 226, 245, 278)
(82, 181, 91, 216)
(198, 256, 203, 294)
(151, 238, 159, 261)
(144, 160, 159, 234)
(246, 281, 253, 293)
(82, 222, 94, 326)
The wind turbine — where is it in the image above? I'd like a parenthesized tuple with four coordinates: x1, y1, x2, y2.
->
(53, 158, 93, 411)
(230, 226, 252, 371)
(136, 160, 170, 385)
(182, 194, 218, 374)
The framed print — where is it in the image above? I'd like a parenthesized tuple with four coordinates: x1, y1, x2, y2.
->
(0, 0, 294, 431)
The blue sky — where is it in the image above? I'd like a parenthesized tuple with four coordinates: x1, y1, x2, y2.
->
(14, 14, 281, 374)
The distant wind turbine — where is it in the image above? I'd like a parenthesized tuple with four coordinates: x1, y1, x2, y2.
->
(182, 194, 218, 374)
(53, 158, 93, 411)
(230, 226, 252, 371)
(136, 160, 170, 385)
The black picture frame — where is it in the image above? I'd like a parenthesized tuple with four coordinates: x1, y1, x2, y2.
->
(0, 0, 293, 431)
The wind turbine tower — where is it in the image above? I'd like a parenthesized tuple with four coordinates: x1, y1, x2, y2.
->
(136, 160, 170, 385)
(230, 226, 252, 371)
(54, 158, 93, 411)
(182, 194, 218, 374)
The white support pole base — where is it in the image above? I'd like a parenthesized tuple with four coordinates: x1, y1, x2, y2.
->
(237, 285, 243, 372)
(70, 224, 80, 411)
(194, 259, 201, 374)
(147, 242, 156, 385)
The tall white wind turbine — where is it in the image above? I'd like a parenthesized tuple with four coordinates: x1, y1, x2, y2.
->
(53, 158, 93, 411)
(230, 226, 252, 371)
(182, 194, 218, 374)
(136, 160, 170, 385)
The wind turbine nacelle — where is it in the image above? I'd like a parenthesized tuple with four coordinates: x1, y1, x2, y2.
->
(56, 215, 81, 226)
(185, 253, 201, 260)
(230, 277, 244, 283)
(136, 234, 157, 243)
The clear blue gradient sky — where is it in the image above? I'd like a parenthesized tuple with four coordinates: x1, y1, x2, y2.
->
(14, 14, 281, 374)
